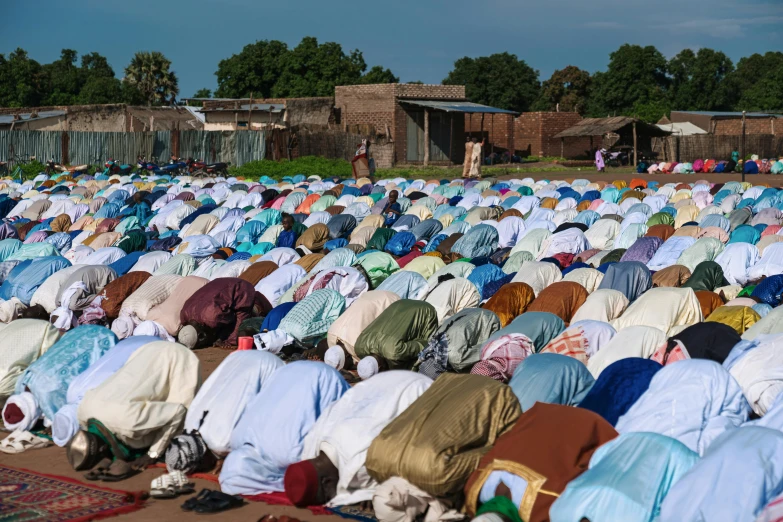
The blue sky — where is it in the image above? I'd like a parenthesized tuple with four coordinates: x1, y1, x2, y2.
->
(4, 0, 782, 98)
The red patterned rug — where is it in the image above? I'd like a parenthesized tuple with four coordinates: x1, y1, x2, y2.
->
(0, 465, 145, 522)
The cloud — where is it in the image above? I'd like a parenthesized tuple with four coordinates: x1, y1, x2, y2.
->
(652, 16, 783, 38)
(585, 21, 626, 29)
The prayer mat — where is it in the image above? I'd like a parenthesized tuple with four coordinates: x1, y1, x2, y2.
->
(0, 465, 145, 522)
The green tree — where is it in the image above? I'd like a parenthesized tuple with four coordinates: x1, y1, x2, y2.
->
(361, 65, 399, 84)
(730, 52, 783, 111)
(215, 40, 289, 98)
(588, 44, 670, 120)
(0, 48, 46, 107)
(271, 37, 367, 97)
(41, 49, 81, 105)
(669, 48, 736, 111)
(442, 52, 540, 112)
(124, 51, 179, 105)
(193, 88, 212, 98)
(534, 65, 591, 113)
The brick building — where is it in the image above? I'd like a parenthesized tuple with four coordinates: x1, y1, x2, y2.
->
(515, 112, 589, 158)
(335, 84, 516, 166)
(670, 111, 783, 136)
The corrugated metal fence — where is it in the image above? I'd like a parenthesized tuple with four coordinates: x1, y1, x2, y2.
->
(0, 131, 62, 163)
(0, 130, 265, 166)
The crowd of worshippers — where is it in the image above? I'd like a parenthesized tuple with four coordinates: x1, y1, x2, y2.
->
(3, 171, 783, 519)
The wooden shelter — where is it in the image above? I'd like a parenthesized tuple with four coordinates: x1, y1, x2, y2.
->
(554, 116, 670, 164)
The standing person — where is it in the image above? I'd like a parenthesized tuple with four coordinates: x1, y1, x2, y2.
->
(595, 148, 606, 172)
(468, 138, 484, 179)
(382, 190, 402, 227)
(462, 138, 474, 179)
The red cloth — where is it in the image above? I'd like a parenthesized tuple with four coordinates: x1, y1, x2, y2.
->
(180, 278, 259, 345)
(396, 250, 423, 268)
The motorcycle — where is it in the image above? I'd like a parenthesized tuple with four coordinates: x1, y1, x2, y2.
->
(103, 158, 133, 176)
(46, 159, 89, 175)
(188, 158, 229, 176)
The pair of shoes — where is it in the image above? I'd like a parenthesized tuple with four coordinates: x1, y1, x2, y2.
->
(150, 471, 195, 499)
(181, 489, 244, 513)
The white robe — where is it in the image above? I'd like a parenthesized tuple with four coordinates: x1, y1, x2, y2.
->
(302, 371, 433, 506)
(184, 351, 283, 456)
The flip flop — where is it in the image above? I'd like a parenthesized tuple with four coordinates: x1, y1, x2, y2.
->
(191, 490, 245, 514)
(84, 457, 113, 481)
(182, 489, 214, 511)
(97, 459, 142, 482)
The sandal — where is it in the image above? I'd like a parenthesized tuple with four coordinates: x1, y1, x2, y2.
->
(190, 489, 245, 514)
(151, 471, 195, 499)
(182, 489, 212, 511)
(84, 458, 113, 481)
(98, 459, 142, 482)
(0, 430, 51, 454)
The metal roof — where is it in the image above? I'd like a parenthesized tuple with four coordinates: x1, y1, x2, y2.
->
(554, 116, 671, 138)
(673, 110, 782, 119)
(0, 110, 66, 125)
(400, 100, 518, 115)
(199, 104, 284, 113)
(656, 122, 708, 136)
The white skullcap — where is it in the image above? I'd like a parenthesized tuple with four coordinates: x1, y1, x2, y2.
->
(178, 325, 198, 350)
(324, 345, 345, 371)
(357, 356, 379, 380)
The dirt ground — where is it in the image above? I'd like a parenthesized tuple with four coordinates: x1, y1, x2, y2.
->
(494, 166, 783, 186)
(5, 168, 781, 520)
(1, 347, 344, 522)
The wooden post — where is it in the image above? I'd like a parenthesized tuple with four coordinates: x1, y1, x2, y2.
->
(449, 113, 454, 164)
(741, 111, 747, 183)
(490, 113, 495, 165)
(561, 137, 564, 158)
(632, 121, 638, 167)
(423, 108, 430, 166)
(247, 93, 253, 131)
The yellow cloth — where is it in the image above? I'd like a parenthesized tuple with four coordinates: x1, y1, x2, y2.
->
(365, 373, 521, 498)
(705, 306, 761, 334)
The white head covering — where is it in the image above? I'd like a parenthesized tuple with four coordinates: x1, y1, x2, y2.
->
(133, 320, 175, 342)
(324, 345, 346, 371)
(2, 391, 41, 432)
(110, 314, 136, 340)
(357, 356, 379, 380)
(52, 282, 88, 331)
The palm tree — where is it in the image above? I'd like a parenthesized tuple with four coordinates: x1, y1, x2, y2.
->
(123, 51, 179, 105)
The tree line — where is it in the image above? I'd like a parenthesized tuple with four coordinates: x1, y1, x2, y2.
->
(1, 39, 781, 123)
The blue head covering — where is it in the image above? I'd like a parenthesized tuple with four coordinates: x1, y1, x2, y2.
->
(108, 250, 145, 276)
(578, 358, 662, 426)
(659, 427, 783, 522)
(261, 302, 297, 331)
(490, 311, 565, 351)
(597, 261, 652, 303)
(509, 353, 594, 411)
(551, 432, 699, 522)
